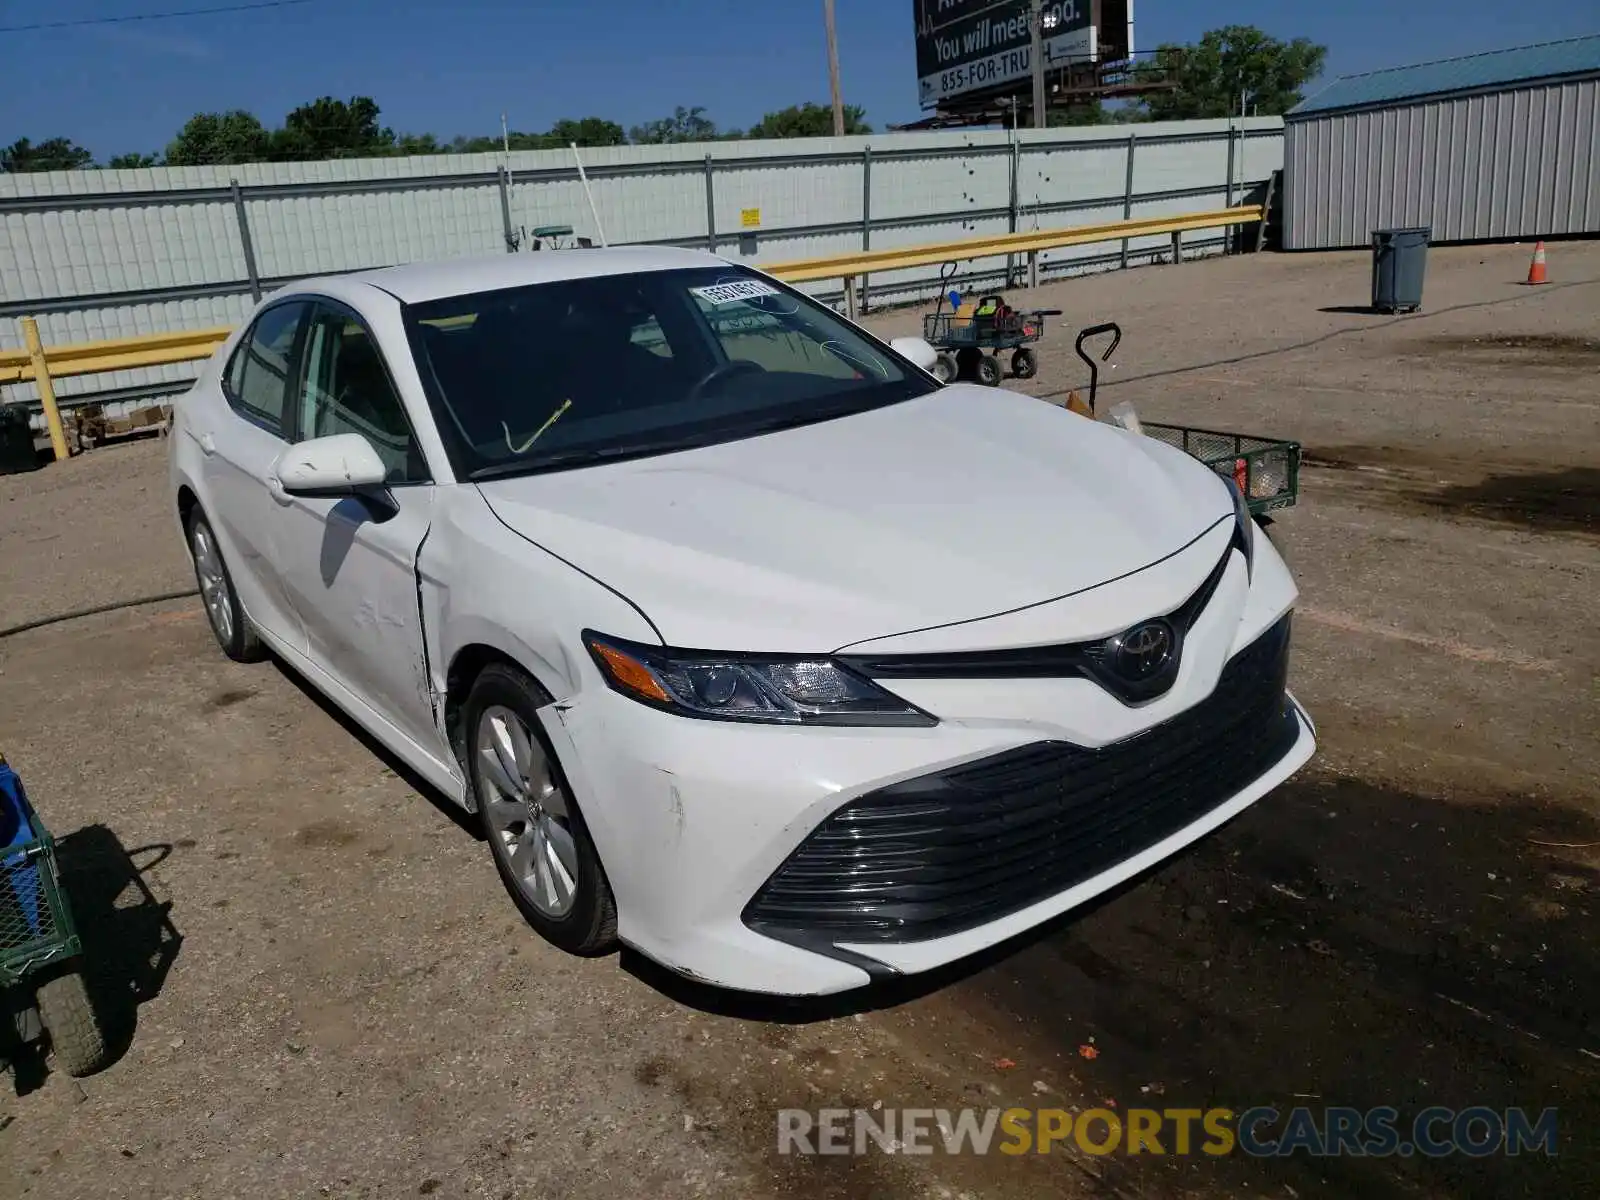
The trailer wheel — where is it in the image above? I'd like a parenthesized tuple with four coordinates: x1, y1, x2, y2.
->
(1011, 348, 1038, 379)
(37, 969, 110, 1077)
(976, 356, 1003, 387)
(932, 353, 958, 383)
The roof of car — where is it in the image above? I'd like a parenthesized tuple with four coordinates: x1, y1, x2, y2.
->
(325, 245, 735, 305)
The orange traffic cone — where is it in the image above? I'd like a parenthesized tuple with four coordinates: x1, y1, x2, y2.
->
(1526, 240, 1548, 285)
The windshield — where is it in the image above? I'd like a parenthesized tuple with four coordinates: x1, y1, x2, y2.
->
(403, 265, 937, 480)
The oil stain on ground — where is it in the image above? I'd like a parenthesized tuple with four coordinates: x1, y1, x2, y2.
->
(292, 818, 361, 849)
(1416, 333, 1600, 366)
(941, 774, 1599, 1199)
(1302, 447, 1599, 537)
(1420, 467, 1599, 536)
(205, 687, 258, 710)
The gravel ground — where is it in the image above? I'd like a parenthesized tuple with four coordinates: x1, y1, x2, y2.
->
(1, 241, 1596, 1199)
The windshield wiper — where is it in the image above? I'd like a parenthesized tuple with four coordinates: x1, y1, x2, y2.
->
(730, 394, 898, 438)
(466, 439, 692, 481)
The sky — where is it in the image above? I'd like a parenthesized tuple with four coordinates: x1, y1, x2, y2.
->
(3, 0, 1597, 160)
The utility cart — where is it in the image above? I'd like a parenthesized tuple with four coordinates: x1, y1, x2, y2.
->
(923, 266, 1062, 386)
(1073, 322, 1301, 516)
(2, 754, 109, 1078)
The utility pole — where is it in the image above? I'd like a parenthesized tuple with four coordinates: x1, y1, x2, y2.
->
(825, 0, 846, 136)
(1029, 0, 1047, 129)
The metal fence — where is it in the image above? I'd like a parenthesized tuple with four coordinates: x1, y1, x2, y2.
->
(1, 117, 1283, 416)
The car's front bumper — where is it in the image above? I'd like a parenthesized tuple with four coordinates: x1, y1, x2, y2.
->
(537, 602, 1315, 997)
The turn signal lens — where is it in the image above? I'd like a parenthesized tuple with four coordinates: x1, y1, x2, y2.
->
(591, 641, 672, 703)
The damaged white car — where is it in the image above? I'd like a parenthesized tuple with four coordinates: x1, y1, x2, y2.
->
(169, 247, 1314, 995)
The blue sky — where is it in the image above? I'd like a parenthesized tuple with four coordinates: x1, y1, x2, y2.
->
(4, 0, 1597, 159)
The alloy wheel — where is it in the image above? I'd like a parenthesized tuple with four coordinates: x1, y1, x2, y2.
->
(475, 705, 579, 918)
(190, 521, 235, 646)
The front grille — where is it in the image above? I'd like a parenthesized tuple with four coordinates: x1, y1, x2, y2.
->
(744, 615, 1300, 945)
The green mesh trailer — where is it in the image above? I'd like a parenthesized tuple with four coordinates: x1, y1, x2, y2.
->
(1140, 423, 1301, 516)
(1073, 323, 1301, 517)
(2, 755, 109, 1077)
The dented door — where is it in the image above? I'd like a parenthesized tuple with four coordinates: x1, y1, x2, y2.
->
(274, 488, 441, 756)
(271, 301, 448, 760)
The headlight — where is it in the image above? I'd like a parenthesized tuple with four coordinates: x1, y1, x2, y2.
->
(583, 632, 937, 727)
(1226, 474, 1256, 579)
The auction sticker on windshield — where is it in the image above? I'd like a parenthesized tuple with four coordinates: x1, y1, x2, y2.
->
(692, 280, 782, 306)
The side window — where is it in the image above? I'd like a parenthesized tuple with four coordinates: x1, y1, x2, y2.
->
(223, 302, 309, 437)
(293, 306, 429, 484)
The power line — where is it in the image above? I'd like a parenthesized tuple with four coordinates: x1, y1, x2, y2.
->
(0, 0, 316, 34)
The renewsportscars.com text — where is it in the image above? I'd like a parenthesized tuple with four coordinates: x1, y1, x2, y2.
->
(777, 1106, 1558, 1158)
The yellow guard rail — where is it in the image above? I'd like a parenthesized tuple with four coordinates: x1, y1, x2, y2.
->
(3, 204, 1262, 461)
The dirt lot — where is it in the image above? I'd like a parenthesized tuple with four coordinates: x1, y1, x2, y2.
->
(2, 241, 1597, 1199)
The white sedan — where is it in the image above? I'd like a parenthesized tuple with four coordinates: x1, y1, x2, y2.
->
(169, 247, 1314, 995)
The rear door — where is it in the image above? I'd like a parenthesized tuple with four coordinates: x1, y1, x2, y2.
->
(200, 299, 313, 651)
(271, 299, 443, 758)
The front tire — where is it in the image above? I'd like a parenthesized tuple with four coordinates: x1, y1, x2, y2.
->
(465, 664, 617, 956)
(36, 969, 110, 1078)
(932, 353, 958, 383)
(1011, 347, 1038, 379)
(976, 355, 1003, 387)
(187, 512, 265, 663)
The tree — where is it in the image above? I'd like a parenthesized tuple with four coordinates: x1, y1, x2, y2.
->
(547, 117, 626, 148)
(0, 137, 94, 172)
(165, 110, 272, 165)
(106, 152, 161, 169)
(275, 95, 393, 160)
(1134, 25, 1327, 121)
(629, 106, 720, 144)
(747, 102, 870, 139)
(1047, 102, 1107, 128)
(392, 133, 441, 156)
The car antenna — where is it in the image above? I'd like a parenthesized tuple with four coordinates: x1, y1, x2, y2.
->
(571, 143, 608, 248)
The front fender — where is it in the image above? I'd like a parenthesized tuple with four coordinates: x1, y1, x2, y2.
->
(420, 482, 657, 731)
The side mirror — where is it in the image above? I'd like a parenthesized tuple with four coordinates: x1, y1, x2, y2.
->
(273, 434, 389, 498)
(889, 336, 939, 373)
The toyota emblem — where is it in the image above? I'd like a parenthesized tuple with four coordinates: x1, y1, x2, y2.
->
(1112, 620, 1175, 680)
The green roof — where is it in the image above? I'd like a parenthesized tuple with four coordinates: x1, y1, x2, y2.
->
(1289, 34, 1600, 117)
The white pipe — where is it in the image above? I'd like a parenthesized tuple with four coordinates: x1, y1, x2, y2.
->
(571, 143, 608, 247)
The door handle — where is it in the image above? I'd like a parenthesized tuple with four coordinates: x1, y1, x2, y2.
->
(266, 475, 292, 506)
(198, 432, 217, 455)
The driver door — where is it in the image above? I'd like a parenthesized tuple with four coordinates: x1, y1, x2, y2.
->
(271, 300, 445, 759)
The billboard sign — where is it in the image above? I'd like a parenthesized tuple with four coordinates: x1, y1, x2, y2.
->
(914, 0, 1096, 109)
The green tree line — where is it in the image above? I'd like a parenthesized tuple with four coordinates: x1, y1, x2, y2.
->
(1, 26, 1323, 171)
(1, 98, 872, 171)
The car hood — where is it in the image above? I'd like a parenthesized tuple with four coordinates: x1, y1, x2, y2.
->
(476, 386, 1232, 652)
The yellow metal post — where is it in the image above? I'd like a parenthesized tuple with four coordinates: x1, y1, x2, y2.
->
(21, 317, 70, 462)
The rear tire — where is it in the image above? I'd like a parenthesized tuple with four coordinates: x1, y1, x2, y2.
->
(187, 512, 265, 663)
(976, 356, 1003, 387)
(932, 353, 958, 383)
(36, 969, 110, 1078)
(464, 663, 617, 957)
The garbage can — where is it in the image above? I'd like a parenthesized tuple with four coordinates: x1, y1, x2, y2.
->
(1371, 226, 1431, 313)
(0, 404, 41, 476)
